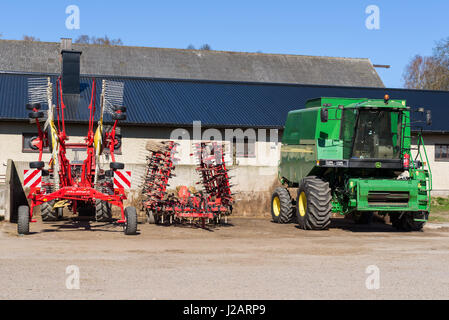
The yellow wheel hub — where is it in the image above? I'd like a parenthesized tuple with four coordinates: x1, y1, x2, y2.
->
(298, 192, 307, 217)
(273, 196, 281, 217)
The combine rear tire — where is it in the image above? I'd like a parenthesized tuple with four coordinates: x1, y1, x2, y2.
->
(95, 199, 112, 222)
(271, 187, 294, 223)
(391, 212, 427, 231)
(296, 176, 332, 230)
(124, 206, 137, 235)
(18, 205, 30, 235)
(41, 201, 58, 221)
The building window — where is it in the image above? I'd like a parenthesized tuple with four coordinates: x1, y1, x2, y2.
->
(435, 144, 449, 161)
(233, 137, 256, 159)
(22, 133, 50, 153)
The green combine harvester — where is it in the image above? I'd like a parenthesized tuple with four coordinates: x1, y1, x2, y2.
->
(272, 95, 432, 231)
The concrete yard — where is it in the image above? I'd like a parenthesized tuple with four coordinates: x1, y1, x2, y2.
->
(1, 217, 449, 300)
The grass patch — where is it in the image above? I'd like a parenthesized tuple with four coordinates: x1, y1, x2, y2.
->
(429, 196, 449, 222)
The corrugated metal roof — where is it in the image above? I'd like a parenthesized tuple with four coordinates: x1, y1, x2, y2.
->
(0, 72, 448, 132)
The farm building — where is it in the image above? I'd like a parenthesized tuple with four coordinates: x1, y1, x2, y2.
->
(0, 38, 448, 221)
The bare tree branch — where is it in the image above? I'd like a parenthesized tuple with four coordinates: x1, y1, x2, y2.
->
(22, 35, 40, 42)
(74, 35, 123, 46)
(403, 37, 449, 90)
(199, 44, 211, 50)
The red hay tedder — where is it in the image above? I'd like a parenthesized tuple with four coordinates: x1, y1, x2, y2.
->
(18, 77, 137, 235)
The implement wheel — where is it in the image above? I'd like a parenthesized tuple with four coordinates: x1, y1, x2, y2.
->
(41, 200, 58, 221)
(390, 211, 427, 231)
(124, 206, 138, 235)
(296, 176, 332, 230)
(18, 205, 30, 235)
(95, 199, 112, 222)
(271, 187, 294, 223)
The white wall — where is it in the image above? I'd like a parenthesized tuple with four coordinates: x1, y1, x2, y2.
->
(411, 134, 449, 195)
(1, 120, 447, 195)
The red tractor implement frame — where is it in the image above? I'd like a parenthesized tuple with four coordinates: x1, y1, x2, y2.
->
(18, 77, 137, 235)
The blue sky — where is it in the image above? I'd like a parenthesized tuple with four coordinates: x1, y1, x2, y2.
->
(0, 0, 448, 88)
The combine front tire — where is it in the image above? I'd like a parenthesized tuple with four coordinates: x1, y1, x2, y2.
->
(124, 206, 137, 235)
(18, 205, 30, 235)
(391, 212, 427, 231)
(41, 201, 59, 221)
(271, 187, 294, 223)
(296, 176, 332, 230)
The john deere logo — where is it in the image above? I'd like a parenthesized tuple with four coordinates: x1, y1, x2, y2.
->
(375, 162, 382, 168)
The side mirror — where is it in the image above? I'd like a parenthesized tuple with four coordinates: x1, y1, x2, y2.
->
(320, 108, 328, 123)
(426, 110, 432, 126)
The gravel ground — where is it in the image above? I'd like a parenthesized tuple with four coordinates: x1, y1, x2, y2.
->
(1, 217, 449, 300)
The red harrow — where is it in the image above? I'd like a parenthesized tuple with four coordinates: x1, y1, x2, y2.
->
(141, 141, 233, 226)
(18, 77, 138, 235)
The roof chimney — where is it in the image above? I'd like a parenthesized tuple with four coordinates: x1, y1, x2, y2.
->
(61, 50, 82, 94)
(60, 39, 82, 110)
(60, 38, 73, 51)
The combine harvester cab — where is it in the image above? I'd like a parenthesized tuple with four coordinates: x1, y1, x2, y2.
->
(18, 77, 137, 235)
(273, 95, 432, 231)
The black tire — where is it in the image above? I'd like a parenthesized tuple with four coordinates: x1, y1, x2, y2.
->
(113, 106, 127, 112)
(29, 111, 44, 119)
(41, 200, 58, 221)
(18, 205, 30, 235)
(124, 206, 138, 235)
(296, 176, 332, 230)
(28, 136, 40, 150)
(113, 135, 122, 150)
(112, 113, 126, 121)
(26, 103, 41, 110)
(29, 161, 45, 169)
(105, 170, 114, 177)
(57, 207, 63, 219)
(110, 162, 125, 170)
(270, 187, 294, 223)
(390, 211, 427, 231)
(95, 199, 112, 222)
(147, 209, 156, 224)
